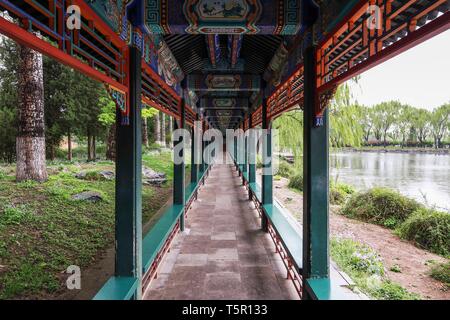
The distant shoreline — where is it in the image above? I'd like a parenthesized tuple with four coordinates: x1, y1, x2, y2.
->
(340, 147, 450, 155)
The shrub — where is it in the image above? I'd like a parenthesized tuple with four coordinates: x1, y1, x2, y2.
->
(277, 160, 294, 178)
(340, 187, 421, 228)
(330, 238, 420, 300)
(288, 174, 303, 191)
(371, 280, 419, 300)
(429, 261, 450, 287)
(396, 208, 450, 256)
(331, 238, 384, 276)
(330, 182, 355, 205)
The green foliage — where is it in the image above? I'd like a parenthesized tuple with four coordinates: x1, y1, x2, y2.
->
(0, 261, 60, 298)
(389, 264, 402, 273)
(396, 208, 450, 256)
(330, 182, 355, 205)
(329, 83, 364, 148)
(341, 187, 421, 228)
(330, 238, 420, 300)
(288, 174, 303, 192)
(429, 261, 450, 287)
(0, 151, 174, 298)
(430, 103, 450, 148)
(0, 204, 36, 226)
(273, 110, 303, 169)
(277, 160, 294, 178)
(331, 238, 384, 276)
(0, 37, 18, 163)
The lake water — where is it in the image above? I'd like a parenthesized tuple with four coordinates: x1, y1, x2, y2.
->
(330, 151, 450, 211)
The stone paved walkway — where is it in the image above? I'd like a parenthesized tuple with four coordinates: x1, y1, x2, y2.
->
(143, 161, 299, 300)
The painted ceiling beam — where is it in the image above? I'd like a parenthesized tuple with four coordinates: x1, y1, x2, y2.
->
(187, 74, 260, 92)
(228, 35, 243, 69)
(144, 0, 303, 35)
(206, 34, 221, 68)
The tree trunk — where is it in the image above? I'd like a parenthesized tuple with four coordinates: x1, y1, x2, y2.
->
(106, 123, 116, 161)
(168, 116, 173, 149)
(154, 112, 161, 145)
(160, 112, 166, 147)
(142, 117, 149, 147)
(93, 135, 96, 160)
(16, 43, 48, 182)
(87, 129, 95, 161)
(67, 128, 72, 161)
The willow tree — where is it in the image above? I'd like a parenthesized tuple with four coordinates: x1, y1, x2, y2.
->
(328, 83, 364, 148)
(273, 109, 303, 171)
(16, 43, 48, 182)
(430, 103, 450, 148)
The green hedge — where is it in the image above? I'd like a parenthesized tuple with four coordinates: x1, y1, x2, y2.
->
(330, 182, 355, 205)
(340, 187, 421, 228)
(429, 261, 450, 287)
(396, 208, 450, 256)
(277, 160, 294, 178)
(288, 174, 303, 191)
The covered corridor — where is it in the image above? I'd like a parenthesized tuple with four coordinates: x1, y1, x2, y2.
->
(144, 160, 299, 300)
(1, 0, 447, 300)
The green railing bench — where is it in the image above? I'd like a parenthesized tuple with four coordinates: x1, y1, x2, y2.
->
(94, 165, 211, 300)
(93, 276, 138, 300)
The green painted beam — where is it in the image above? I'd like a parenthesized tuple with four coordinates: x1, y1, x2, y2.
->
(114, 44, 142, 299)
(248, 116, 256, 186)
(302, 44, 330, 297)
(93, 276, 138, 300)
(243, 129, 248, 174)
(174, 92, 186, 231)
(261, 87, 272, 232)
(190, 125, 199, 184)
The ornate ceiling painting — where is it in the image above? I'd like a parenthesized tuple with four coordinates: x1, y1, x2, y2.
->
(87, 0, 131, 40)
(183, 0, 262, 34)
(206, 74, 242, 89)
(145, 0, 301, 35)
(264, 43, 289, 86)
(151, 35, 185, 87)
(213, 98, 236, 108)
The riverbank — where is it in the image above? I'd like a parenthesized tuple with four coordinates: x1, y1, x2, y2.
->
(270, 176, 449, 300)
(341, 147, 450, 155)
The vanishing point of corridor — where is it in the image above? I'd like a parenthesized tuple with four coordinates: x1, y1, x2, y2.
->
(144, 160, 299, 300)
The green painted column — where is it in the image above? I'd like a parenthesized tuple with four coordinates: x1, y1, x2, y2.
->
(302, 44, 330, 293)
(190, 115, 199, 184)
(261, 83, 272, 232)
(248, 116, 256, 186)
(200, 119, 206, 173)
(243, 123, 248, 176)
(174, 89, 186, 231)
(233, 136, 238, 166)
(114, 43, 142, 299)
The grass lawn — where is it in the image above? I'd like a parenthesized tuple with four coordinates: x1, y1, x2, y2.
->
(0, 151, 174, 299)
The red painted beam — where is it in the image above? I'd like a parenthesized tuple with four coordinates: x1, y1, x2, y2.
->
(0, 17, 128, 92)
(318, 11, 450, 93)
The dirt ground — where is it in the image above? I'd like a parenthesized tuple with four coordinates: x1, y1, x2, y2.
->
(270, 176, 449, 300)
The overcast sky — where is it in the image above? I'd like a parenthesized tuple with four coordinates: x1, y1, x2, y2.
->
(349, 29, 450, 111)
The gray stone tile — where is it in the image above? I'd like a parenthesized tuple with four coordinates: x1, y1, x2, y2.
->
(211, 232, 236, 241)
(176, 254, 208, 266)
(208, 248, 239, 261)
